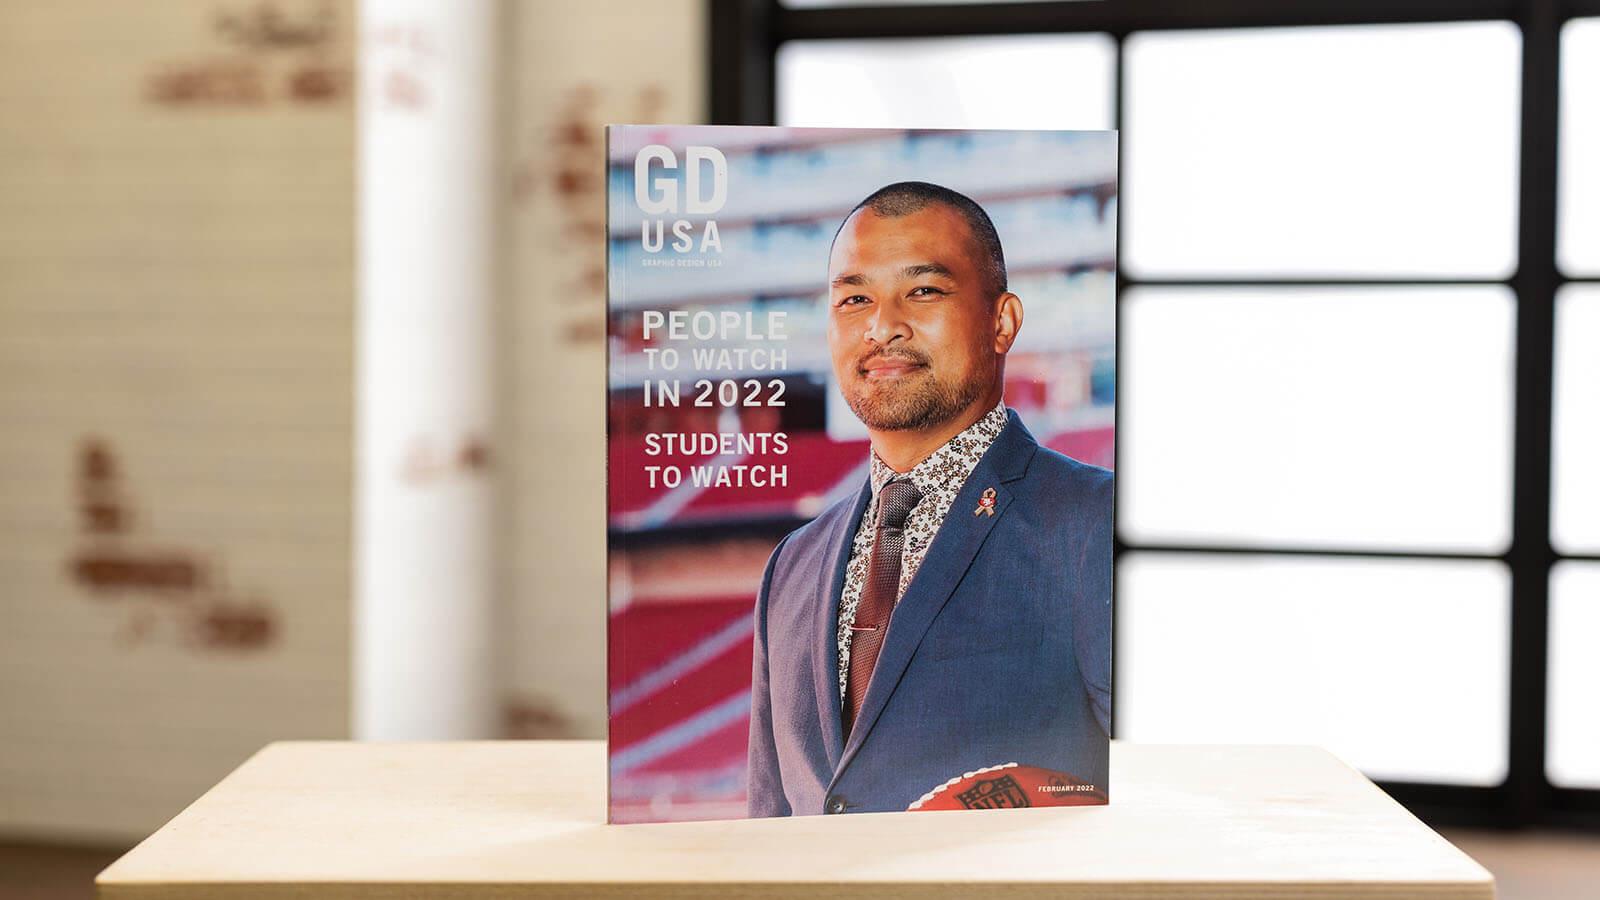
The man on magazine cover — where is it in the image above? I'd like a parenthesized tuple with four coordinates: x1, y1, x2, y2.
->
(746, 181, 1113, 816)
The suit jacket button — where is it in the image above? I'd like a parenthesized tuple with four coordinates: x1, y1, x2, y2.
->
(826, 795, 847, 814)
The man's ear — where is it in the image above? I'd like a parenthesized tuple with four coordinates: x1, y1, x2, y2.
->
(994, 292, 1023, 354)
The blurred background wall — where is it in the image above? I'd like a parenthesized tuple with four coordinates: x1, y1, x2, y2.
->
(0, 1, 355, 843)
(500, 0, 704, 744)
(0, 0, 705, 848)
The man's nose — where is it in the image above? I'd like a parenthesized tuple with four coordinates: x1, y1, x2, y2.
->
(864, 297, 910, 346)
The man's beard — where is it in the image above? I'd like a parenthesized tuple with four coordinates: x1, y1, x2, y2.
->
(842, 350, 988, 432)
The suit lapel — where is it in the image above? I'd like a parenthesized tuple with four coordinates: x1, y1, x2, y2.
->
(813, 477, 872, 769)
(832, 412, 1039, 780)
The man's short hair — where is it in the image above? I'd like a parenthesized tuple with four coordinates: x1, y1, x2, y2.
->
(834, 181, 1008, 300)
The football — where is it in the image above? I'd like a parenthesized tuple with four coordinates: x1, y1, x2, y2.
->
(908, 763, 1108, 811)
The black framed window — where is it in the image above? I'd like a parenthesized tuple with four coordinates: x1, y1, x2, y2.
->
(1549, 15, 1600, 799)
(710, 0, 1599, 828)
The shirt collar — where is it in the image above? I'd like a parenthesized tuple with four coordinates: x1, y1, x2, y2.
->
(868, 400, 1009, 496)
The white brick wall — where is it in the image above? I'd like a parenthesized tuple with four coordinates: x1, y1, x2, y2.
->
(0, 0, 706, 841)
(500, 0, 705, 739)
(0, 1, 354, 842)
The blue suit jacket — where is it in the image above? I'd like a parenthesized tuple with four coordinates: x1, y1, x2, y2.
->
(747, 409, 1113, 816)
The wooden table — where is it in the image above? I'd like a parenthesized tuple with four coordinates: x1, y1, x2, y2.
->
(97, 740, 1493, 898)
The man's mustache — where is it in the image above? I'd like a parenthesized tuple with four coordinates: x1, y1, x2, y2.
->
(856, 348, 931, 373)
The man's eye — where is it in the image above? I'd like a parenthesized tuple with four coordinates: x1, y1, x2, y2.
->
(838, 295, 869, 306)
(910, 286, 946, 297)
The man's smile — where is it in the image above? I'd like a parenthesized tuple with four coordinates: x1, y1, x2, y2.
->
(859, 354, 929, 380)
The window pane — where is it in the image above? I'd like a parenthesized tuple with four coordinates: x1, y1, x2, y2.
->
(777, 34, 1114, 130)
(1560, 19, 1600, 275)
(1554, 286, 1600, 553)
(1123, 23, 1520, 278)
(1549, 562, 1600, 788)
(1118, 553, 1510, 786)
(1120, 286, 1514, 552)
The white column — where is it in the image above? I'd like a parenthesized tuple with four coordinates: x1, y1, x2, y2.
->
(355, 0, 499, 739)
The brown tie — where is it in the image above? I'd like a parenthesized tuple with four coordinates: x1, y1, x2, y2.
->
(843, 478, 922, 738)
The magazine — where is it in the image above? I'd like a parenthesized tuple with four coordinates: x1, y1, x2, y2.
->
(606, 125, 1116, 823)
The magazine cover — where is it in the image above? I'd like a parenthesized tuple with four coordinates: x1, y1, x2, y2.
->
(606, 125, 1116, 823)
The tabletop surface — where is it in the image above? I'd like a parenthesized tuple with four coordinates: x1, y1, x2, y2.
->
(97, 740, 1493, 899)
